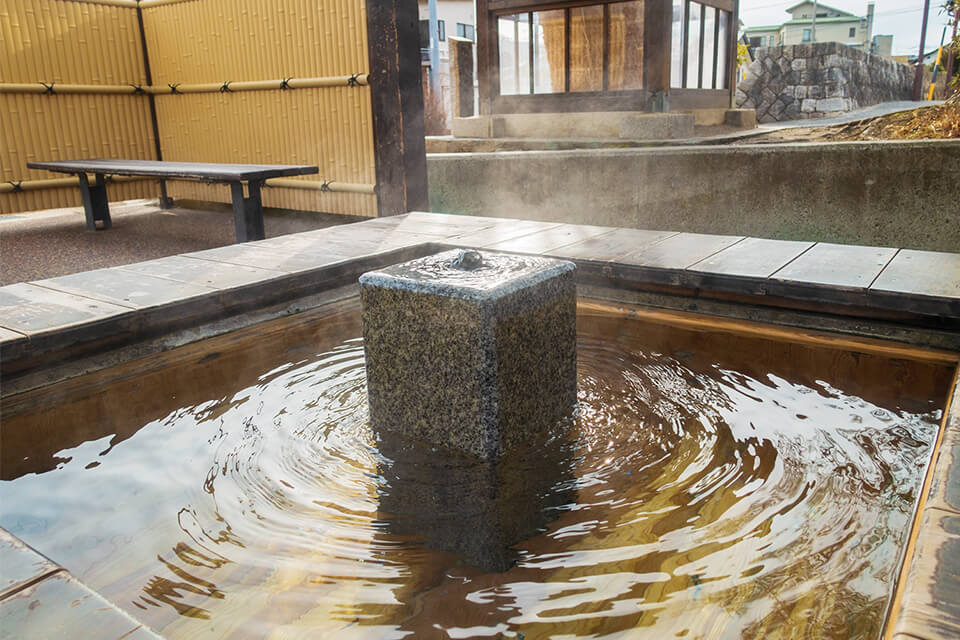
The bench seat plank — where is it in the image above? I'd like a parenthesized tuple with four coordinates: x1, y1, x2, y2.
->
(27, 159, 318, 182)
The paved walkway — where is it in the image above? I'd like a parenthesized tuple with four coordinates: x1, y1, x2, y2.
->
(0, 200, 357, 285)
(759, 100, 943, 129)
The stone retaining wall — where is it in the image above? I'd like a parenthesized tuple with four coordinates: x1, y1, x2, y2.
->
(736, 42, 913, 123)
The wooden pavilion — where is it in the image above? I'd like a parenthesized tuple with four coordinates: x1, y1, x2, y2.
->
(475, 0, 739, 115)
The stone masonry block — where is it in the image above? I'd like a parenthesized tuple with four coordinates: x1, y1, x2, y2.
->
(360, 249, 577, 460)
(816, 97, 847, 112)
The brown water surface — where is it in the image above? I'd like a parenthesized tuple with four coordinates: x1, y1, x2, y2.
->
(0, 299, 952, 639)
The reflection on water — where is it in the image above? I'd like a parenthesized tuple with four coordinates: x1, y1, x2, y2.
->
(378, 423, 577, 573)
(0, 299, 952, 639)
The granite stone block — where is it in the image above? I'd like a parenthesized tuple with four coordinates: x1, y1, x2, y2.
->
(360, 249, 577, 459)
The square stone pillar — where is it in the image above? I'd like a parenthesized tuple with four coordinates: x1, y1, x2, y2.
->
(360, 249, 577, 460)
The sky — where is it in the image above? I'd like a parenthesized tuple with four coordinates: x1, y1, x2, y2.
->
(739, 0, 956, 56)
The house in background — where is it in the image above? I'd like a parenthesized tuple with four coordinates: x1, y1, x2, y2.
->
(419, 0, 478, 122)
(743, 2, 893, 57)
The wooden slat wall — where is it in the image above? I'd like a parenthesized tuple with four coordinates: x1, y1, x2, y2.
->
(0, 0, 157, 214)
(142, 0, 377, 217)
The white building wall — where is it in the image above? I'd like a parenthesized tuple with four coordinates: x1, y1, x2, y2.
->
(419, 0, 477, 121)
(782, 20, 862, 46)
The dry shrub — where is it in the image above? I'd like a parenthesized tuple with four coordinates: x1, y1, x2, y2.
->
(824, 100, 960, 140)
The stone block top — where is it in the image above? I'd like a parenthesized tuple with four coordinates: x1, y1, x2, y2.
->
(359, 249, 575, 302)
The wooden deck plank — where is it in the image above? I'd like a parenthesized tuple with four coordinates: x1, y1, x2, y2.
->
(27, 159, 317, 182)
(772, 242, 899, 289)
(927, 382, 960, 516)
(118, 256, 284, 290)
(183, 244, 354, 273)
(619, 232, 745, 269)
(0, 529, 60, 600)
(405, 211, 505, 231)
(893, 507, 960, 640)
(547, 228, 679, 261)
(872, 249, 960, 299)
(33, 268, 216, 310)
(0, 571, 158, 639)
(689, 237, 815, 278)
(0, 327, 27, 342)
(0, 283, 131, 334)
(445, 220, 565, 248)
(485, 224, 618, 254)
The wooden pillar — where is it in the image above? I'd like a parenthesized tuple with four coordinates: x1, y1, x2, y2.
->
(476, 0, 493, 115)
(728, 0, 739, 105)
(365, 0, 429, 216)
(644, 0, 673, 111)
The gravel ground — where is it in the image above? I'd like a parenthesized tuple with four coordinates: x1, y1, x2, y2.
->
(0, 199, 360, 285)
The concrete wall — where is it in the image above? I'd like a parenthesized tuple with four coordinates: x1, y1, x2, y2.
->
(427, 141, 960, 252)
(736, 42, 912, 122)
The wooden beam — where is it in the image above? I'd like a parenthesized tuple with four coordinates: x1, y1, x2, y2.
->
(477, 0, 493, 114)
(643, 0, 672, 109)
(365, 0, 429, 216)
(728, 0, 739, 100)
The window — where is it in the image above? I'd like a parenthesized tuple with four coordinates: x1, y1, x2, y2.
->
(419, 20, 429, 49)
(569, 5, 604, 92)
(717, 10, 729, 89)
(685, 1, 701, 88)
(849, 27, 856, 37)
(456, 22, 475, 41)
(497, 2, 645, 96)
(438, 19, 446, 42)
(802, 28, 811, 42)
(671, 0, 687, 87)
(768, 35, 774, 46)
(701, 6, 716, 89)
(608, 2, 645, 91)
(671, 1, 732, 89)
(533, 10, 564, 93)
(747, 35, 762, 48)
(498, 13, 530, 95)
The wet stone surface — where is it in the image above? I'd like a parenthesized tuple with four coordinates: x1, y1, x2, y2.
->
(360, 249, 577, 459)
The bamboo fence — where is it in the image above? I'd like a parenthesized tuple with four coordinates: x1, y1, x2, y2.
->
(1, 0, 377, 217)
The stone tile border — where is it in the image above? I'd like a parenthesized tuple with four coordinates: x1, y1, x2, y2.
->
(0, 211, 958, 638)
(0, 528, 162, 639)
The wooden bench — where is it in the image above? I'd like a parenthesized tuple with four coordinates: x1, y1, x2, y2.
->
(27, 159, 319, 243)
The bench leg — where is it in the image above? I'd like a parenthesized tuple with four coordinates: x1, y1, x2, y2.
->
(230, 181, 266, 243)
(78, 173, 112, 231)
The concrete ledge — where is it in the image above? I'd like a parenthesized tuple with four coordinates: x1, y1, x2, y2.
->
(0, 528, 161, 639)
(451, 116, 493, 139)
(427, 140, 960, 253)
(453, 111, 700, 141)
(619, 113, 694, 140)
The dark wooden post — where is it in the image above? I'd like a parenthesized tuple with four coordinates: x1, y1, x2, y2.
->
(476, 0, 492, 115)
(728, 0, 740, 104)
(78, 173, 111, 231)
(644, 0, 673, 111)
(135, 4, 172, 209)
(365, 0, 429, 216)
